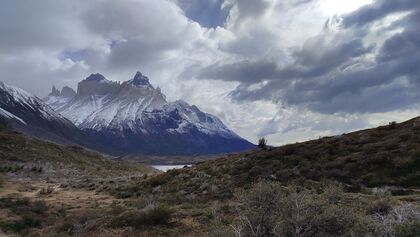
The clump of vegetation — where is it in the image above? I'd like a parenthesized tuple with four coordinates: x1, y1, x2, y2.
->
(31, 165, 43, 173)
(57, 209, 107, 236)
(258, 137, 267, 149)
(110, 205, 173, 228)
(373, 204, 420, 237)
(39, 186, 54, 195)
(389, 121, 397, 129)
(0, 164, 24, 173)
(0, 197, 49, 234)
(215, 181, 420, 237)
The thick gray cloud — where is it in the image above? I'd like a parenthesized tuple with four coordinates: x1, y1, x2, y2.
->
(196, 0, 420, 114)
(343, 0, 420, 27)
(1, 0, 419, 145)
(175, 0, 229, 28)
(0, 0, 203, 95)
(199, 60, 278, 83)
(203, 34, 371, 82)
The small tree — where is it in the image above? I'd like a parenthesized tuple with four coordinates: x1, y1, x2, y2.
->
(258, 138, 267, 149)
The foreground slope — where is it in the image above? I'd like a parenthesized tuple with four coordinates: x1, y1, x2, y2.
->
(45, 72, 254, 155)
(0, 117, 419, 236)
(130, 117, 420, 201)
(101, 117, 420, 236)
(0, 122, 159, 236)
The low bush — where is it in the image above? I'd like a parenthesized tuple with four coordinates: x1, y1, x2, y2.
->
(57, 209, 106, 235)
(0, 214, 43, 233)
(110, 205, 173, 228)
(393, 220, 420, 237)
(148, 174, 171, 187)
(367, 196, 393, 215)
(39, 186, 54, 195)
(217, 181, 420, 237)
(373, 204, 420, 237)
(0, 164, 24, 173)
(0, 198, 48, 233)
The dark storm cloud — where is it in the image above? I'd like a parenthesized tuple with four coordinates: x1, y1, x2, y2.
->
(284, 36, 372, 79)
(199, 60, 278, 83)
(197, 0, 420, 114)
(376, 10, 420, 63)
(107, 39, 180, 68)
(343, 0, 420, 27)
(201, 35, 371, 82)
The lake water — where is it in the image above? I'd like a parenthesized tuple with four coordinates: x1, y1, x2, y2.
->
(152, 164, 192, 172)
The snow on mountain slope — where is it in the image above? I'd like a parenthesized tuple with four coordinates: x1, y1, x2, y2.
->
(0, 107, 26, 124)
(0, 80, 67, 123)
(0, 80, 98, 147)
(44, 86, 76, 110)
(45, 72, 254, 155)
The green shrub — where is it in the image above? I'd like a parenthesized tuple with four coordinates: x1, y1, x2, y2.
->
(221, 181, 389, 237)
(148, 174, 171, 187)
(111, 205, 173, 228)
(39, 186, 54, 195)
(394, 219, 420, 237)
(0, 214, 43, 233)
(258, 138, 267, 149)
(31, 166, 43, 173)
(0, 198, 48, 233)
(373, 204, 420, 237)
(0, 165, 24, 173)
(367, 197, 392, 215)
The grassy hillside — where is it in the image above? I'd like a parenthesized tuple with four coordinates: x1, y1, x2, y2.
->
(0, 123, 161, 236)
(0, 118, 419, 236)
(93, 117, 419, 237)
(117, 117, 420, 202)
(0, 123, 155, 178)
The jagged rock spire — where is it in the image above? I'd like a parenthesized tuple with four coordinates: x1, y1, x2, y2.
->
(61, 86, 76, 98)
(50, 86, 60, 97)
(85, 73, 106, 82)
(129, 71, 150, 87)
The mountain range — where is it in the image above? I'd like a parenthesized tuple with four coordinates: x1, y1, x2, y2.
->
(0, 72, 253, 155)
(0, 80, 99, 148)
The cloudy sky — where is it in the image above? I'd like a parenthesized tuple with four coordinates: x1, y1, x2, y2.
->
(1, 0, 420, 145)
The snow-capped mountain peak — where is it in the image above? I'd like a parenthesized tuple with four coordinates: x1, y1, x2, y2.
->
(85, 73, 108, 82)
(61, 86, 77, 98)
(45, 72, 254, 155)
(50, 86, 61, 97)
(0, 80, 64, 122)
(0, 80, 95, 146)
(127, 71, 151, 87)
(44, 85, 76, 110)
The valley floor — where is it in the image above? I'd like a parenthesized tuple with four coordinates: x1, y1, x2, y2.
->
(1, 118, 420, 236)
(0, 173, 213, 237)
(1, 166, 419, 237)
